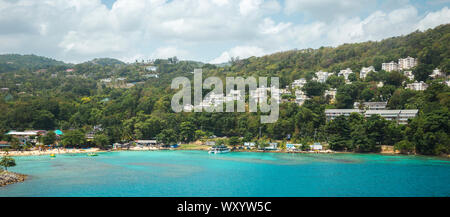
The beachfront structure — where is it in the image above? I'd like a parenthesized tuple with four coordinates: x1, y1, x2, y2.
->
(286, 143, 302, 150)
(325, 109, 418, 124)
(135, 140, 158, 146)
(310, 143, 323, 151)
(0, 141, 10, 149)
(406, 81, 428, 91)
(382, 61, 398, 72)
(264, 143, 278, 151)
(244, 142, 256, 148)
(295, 90, 309, 106)
(338, 68, 353, 81)
(430, 68, 443, 79)
(360, 66, 376, 79)
(6, 130, 44, 146)
(286, 143, 296, 151)
(404, 71, 414, 80)
(398, 56, 418, 70)
(353, 102, 387, 110)
(292, 78, 307, 89)
(6, 130, 39, 136)
(314, 70, 330, 83)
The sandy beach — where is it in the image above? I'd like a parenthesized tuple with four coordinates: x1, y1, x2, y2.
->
(0, 148, 103, 157)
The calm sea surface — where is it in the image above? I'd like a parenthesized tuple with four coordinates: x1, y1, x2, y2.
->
(1, 151, 449, 197)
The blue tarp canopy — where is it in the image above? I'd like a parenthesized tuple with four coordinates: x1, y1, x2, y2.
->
(54, 130, 63, 135)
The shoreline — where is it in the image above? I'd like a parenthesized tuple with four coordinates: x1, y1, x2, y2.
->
(0, 148, 104, 157)
(2, 147, 448, 159)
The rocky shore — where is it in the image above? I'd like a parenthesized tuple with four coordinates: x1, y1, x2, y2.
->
(0, 171, 27, 187)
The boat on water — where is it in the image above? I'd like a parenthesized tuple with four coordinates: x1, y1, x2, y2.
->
(87, 153, 98, 156)
(208, 145, 230, 154)
(50, 154, 56, 157)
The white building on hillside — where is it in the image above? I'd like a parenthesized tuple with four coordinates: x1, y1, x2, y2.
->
(325, 109, 418, 124)
(292, 78, 307, 89)
(295, 90, 309, 106)
(225, 89, 243, 102)
(338, 68, 353, 81)
(430, 68, 443, 79)
(360, 66, 376, 79)
(398, 56, 417, 70)
(382, 61, 398, 72)
(314, 70, 330, 83)
(406, 81, 428, 91)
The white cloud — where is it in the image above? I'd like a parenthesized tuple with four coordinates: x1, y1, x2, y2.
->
(210, 45, 266, 64)
(416, 7, 450, 31)
(0, 0, 448, 63)
(284, 0, 374, 20)
(151, 46, 189, 60)
(239, 0, 263, 16)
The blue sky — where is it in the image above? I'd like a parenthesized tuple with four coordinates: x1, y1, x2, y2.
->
(0, 0, 449, 63)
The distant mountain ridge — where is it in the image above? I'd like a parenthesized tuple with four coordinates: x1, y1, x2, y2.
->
(86, 58, 125, 66)
(0, 54, 67, 73)
(1, 23, 448, 77)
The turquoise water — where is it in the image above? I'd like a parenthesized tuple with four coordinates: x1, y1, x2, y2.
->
(1, 151, 450, 197)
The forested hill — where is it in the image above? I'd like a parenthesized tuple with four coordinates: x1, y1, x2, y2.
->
(0, 54, 67, 73)
(207, 23, 449, 86)
(87, 58, 125, 66)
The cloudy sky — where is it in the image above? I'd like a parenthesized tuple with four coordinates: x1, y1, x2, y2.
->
(0, 0, 449, 64)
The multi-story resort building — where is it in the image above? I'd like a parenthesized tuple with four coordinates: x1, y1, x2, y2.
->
(365, 110, 419, 124)
(325, 109, 364, 121)
(360, 66, 376, 79)
(325, 109, 418, 124)
(338, 68, 353, 81)
(314, 70, 330, 83)
(406, 81, 429, 91)
(292, 78, 307, 89)
(398, 56, 418, 70)
(353, 102, 387, 110)
(382, 61, 398, 72)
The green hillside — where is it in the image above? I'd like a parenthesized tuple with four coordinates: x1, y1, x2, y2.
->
(0, 54, 67, 73)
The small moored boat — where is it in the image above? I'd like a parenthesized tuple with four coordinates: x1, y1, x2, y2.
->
(50, 154, 56, 157)
(88, 153, 98, 156)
